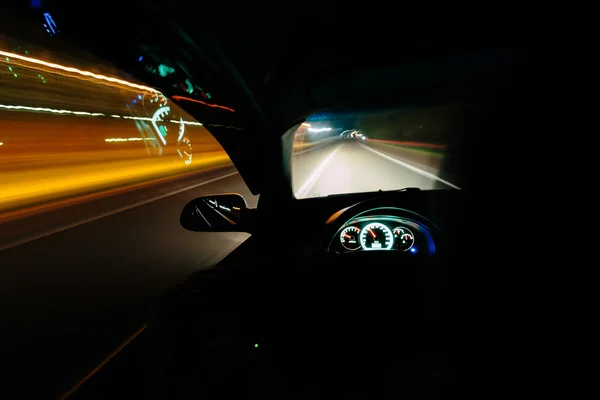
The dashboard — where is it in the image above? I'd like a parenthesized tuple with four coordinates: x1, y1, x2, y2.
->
(326, 207, 439, 256)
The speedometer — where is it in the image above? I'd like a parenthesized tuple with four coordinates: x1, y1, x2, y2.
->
(359, 222, 393, 251)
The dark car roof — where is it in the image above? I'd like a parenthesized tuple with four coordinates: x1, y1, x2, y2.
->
(13, 1, 529, 194)
(39, 1, 524, 123)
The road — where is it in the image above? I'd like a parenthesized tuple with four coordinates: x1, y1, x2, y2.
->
(0, 166, 257, 399)
(293, 140, 459, 198)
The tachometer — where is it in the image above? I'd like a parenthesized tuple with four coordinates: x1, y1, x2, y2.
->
(392, 227, 414, 251)
(340, 226, 361, 251)
(359, 222, 393, 251)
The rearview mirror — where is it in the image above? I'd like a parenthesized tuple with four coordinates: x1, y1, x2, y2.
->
(180, 193, 250, 232)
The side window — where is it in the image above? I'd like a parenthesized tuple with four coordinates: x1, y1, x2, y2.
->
(0, 20, 256, 249)
(1, 7, 259, 398)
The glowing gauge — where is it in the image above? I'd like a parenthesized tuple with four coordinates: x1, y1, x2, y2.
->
(340, 226, 361, 251)
(392, 227, 415, 251)
(359, 222, 393, 251)
(177, 137, 192, 165)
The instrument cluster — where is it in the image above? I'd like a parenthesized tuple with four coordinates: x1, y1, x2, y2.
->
(328, 215, 437, 256)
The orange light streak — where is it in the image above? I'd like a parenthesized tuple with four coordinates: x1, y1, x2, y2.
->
(172, 95, 236, 112)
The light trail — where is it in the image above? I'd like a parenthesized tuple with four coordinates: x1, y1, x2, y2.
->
(0, 103, 202, 125)
(1, 152, 232, 214)
(104, 138, 157, 142)
(0, 49, 159, 94)
(171, 95, 235, 113)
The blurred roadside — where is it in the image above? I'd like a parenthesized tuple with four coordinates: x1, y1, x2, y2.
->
(362, 139, 458, 188)
(0, 112, 231, 218)
(0, 35, 234, 225)
(365, 139, 445, 175)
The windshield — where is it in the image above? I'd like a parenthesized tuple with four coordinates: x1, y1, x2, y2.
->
(291, 105, 465, 198)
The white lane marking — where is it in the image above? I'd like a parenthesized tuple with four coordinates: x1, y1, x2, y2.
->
(0, 171, 240, 252)
(357, 143, 461, 190)
(295, 146, 340, 198)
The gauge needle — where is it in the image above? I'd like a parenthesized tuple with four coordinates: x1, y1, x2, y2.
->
(344, 234, 352, 239)
(368, 228, 376, 238)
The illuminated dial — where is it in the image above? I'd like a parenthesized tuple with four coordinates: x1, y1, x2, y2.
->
(392, 227, 415, 251)
(340, 226, 361, 251)
(177, 136, 193, 165)
(359, 222, 393, 251)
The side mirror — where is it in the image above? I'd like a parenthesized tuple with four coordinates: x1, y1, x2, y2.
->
(180, 193, 251, 232)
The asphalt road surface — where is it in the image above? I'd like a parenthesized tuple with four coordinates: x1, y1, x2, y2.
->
(0, 166, 257, 399)
(293, 140, 459, 198)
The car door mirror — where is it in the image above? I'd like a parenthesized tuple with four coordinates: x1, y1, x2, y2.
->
(180, 193, 251, 232)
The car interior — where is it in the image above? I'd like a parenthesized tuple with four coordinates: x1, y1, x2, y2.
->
(7, 2, 538, 399)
